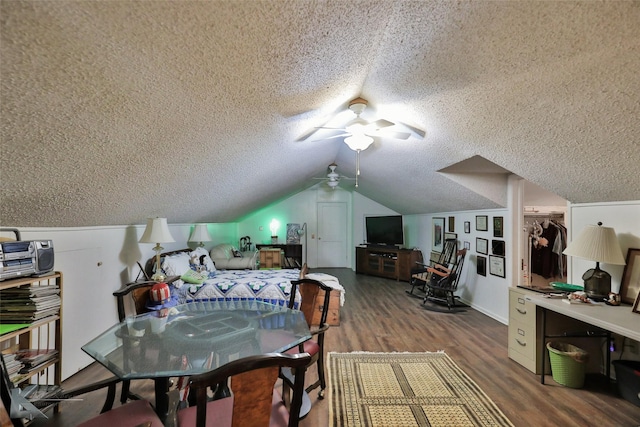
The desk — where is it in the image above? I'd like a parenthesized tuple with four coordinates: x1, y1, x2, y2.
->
(525, 294, 640, 384)
(82, 300, 311, 423)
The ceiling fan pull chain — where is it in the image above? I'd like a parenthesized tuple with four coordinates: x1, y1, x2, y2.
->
(355, 150, 361, 188)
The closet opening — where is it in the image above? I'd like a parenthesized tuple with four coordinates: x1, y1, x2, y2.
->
(523, 211, 567, 289)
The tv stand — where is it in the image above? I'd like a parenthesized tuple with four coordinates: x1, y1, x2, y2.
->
(355, 246, 423, 282)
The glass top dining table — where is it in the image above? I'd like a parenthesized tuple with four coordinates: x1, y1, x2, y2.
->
(82, 299, 311, 422)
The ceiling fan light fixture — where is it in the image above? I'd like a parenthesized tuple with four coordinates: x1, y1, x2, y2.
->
(348, 97, 368, 116)
(344, 134, 374, 151)
(327, 180, 339, 189)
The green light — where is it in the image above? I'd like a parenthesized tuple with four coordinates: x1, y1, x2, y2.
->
(269, 219, 280, 236)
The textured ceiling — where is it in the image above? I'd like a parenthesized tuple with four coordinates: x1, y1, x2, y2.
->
(1, 1, 639, 227)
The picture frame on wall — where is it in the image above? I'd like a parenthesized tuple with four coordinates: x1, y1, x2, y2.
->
(633, 291, 640, 314)
(476, 215, 488, 231)
(620, 248, 640, 305)
(448, 216, 455, 232)
(493, 216, 503, 238)
(489, 255, 506, 278)
(432, 217, 445, 252)
(445, 232, 457, 241)
(464, 221, 470, 234)
(477, 255, 486, 276)
(476, 237, 488, 255)
(464, 241, 471, 250)
(492, 240, 505, 256)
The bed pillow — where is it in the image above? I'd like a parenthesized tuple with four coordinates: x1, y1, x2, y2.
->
(190, 247, 216, 272)
(162, 253, 191, 276)
(181, 269, 208, 284)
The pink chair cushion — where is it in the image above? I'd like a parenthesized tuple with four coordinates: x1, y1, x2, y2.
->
(76, 399, 163, 427)
(285, 339, 319, 357)
(177, 390, 288, 427)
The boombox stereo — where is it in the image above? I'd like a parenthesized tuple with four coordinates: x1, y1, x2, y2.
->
(0, 240, 54, 281)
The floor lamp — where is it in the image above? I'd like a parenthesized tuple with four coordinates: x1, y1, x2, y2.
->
(297, 223, 307, 266)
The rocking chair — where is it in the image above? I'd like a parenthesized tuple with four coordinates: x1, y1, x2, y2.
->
(423, 248, 467, 310)
(406, 239, 457, 297)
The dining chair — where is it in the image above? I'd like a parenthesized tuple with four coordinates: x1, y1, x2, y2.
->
(285, 278, 333, 400)
(112, 280, 158, 404)
(1, 352, 161, 427)
(177, 352, 311, 427)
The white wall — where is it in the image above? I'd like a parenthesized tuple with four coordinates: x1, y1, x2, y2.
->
(404, 208, 511, 323)
(565, 201, 640, 295)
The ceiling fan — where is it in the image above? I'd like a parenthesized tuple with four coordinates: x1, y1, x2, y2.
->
(313, 163, 356, 189)
(305, 97, 413, 144)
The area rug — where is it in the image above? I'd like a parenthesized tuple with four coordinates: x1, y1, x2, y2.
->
(328, 352, 514, 427)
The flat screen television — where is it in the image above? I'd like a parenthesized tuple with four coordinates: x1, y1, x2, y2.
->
(365, 215, 404, 247)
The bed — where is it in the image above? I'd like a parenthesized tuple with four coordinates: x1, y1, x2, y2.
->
(143, 247, 345, 326)
(144, 248, 306, 308)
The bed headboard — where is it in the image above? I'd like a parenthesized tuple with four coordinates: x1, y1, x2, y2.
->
(144, 248, 193, 279)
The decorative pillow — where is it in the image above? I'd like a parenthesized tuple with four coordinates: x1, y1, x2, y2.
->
(162, 253, 191, 276)
(190, 247, 216, 272)
(180, 269, 208, 284)
(232, 248, 243, 258)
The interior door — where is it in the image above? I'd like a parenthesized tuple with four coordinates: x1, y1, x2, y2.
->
(317, 202, 348, 267)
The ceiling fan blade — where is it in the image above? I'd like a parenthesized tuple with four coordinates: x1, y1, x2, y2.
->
(380, 130, 412, 140)
(308, 132, 350, 142)
(397, 121, 426, 139)
(370, 118, 394, 129)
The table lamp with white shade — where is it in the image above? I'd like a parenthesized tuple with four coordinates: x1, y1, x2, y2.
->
(562, 222, 626, 300)
(189, 224, 212, 247)
(139, 217, 175, 281)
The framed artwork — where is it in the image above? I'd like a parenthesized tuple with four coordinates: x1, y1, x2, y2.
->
(430, 251, 441, 263)
(477, 255, 486, 276)
(493, 216, 503, 238)
(633, 291, 640, 314)
(464, 221, 470, 234)
(492, 240, 505, 256)
(445, 232, 457, 241)
(448, 216, 455, 232)
(620, 248, 640, 305)
(476, 237, 488, 255)
(432, 217, 445, 252)
(464, 241, 471, 250)
(489, 255, 506, 278)
(476, 215, 488, 231)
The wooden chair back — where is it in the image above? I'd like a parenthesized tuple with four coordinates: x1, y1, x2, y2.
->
(288, 278, 332, 328)
(113, 280, 157, 321)
(183, 353, 310, 427)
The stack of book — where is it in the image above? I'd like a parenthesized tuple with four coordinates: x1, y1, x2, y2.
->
(2, 353, 26, 383)
(0, 283, 61, 323)
(15, 349, 59, 373)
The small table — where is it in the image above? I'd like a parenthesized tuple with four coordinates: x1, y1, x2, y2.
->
(82, 300, 311, 422)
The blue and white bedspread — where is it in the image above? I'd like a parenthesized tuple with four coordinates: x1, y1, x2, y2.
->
(171, 269, 303, 307)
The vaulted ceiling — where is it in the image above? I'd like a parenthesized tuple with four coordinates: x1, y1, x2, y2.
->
(2, 1, 639, 227)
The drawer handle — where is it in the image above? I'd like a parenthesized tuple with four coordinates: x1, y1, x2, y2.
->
(516, 307, 527, 315)
(516, 339, 527, 347)
(517, 297, 525, 304)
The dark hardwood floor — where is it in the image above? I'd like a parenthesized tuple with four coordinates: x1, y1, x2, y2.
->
(31, 268, 640, 426)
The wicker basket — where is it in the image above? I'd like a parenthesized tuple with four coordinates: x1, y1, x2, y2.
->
(546, 342, 588, 388)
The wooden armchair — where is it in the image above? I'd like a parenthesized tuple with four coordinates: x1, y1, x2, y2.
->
(423, 248, 468, 310)
(177, 353, 310, 427)
(284, 278, 333, 401)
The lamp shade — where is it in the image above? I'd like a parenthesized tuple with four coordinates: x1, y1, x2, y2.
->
(188, 224, 212, 244)
(344, 134, 374, 151)
(139, 218, 175, 244)
(562, 223, 625, 265)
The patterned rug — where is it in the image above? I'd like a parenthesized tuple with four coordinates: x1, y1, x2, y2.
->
(328, 352, 514, 427)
